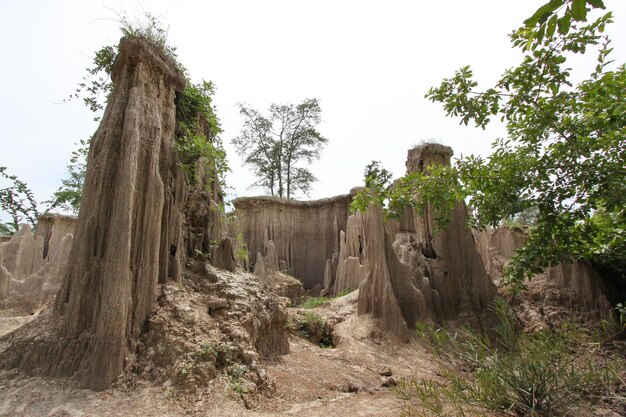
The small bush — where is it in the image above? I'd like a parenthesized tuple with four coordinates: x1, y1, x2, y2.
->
(227, 364, 249, 399)
(289, 311, 333, 347)
(400, 297, 623, 417)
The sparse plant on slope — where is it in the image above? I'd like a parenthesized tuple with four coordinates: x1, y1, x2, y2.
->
(398, 297, 623, 417)
(299, 287, 354, 309)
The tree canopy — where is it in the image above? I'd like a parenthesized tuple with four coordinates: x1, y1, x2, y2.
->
(233, 98, 328, 199)
(354, 0, 626, 290)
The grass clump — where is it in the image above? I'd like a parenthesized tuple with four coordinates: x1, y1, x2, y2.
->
(299, 287, 354, 309)
(288, 311, 333, 347)
(398, 297, 624, 417)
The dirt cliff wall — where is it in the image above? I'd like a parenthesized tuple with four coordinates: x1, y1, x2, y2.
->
(0, 216, 75, 313)
(235, 144, 496, 335)
(233, 194, 352, 290)
(0, 37, 285, 392)
(1, 37, 187, 390)
(474, 226, 612, 325)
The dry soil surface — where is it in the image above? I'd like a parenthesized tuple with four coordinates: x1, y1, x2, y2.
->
(0, 292, 439, 417)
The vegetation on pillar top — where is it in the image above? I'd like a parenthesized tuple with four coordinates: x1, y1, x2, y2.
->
(0, 14, 229, 232)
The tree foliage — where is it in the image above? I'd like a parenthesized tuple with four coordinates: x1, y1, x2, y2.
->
(0, 167, 40, 233)
(354, 0, 625, 289)
(233, 98, 328, 199)
(46, 137, 89, 214)
(175, 80, 228, 190)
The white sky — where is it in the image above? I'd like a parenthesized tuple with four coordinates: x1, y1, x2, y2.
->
(1, 0, 625, 215)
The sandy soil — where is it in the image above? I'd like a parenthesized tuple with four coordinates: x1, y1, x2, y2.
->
(0, 292, 439, 417)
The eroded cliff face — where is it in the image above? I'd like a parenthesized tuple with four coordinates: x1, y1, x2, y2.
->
(1, 37, 190, 390)
(0, 216, 75, 313)
(233, 194, 352, 291)
(474, 226, 612, 326)
(235, 144, 496, 336)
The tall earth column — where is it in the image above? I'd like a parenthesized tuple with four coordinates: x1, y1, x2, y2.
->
(1, 37, 187, 390)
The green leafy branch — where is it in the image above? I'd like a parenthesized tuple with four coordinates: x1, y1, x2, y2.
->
(0, 167, 40, 233)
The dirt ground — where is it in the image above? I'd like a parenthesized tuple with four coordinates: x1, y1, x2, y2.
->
(0, 292, 440, 417)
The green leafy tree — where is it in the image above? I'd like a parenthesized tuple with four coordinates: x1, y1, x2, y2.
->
(0, 167, 40, 233)
(355, 0, 625, 288)
(46, 137, 89, 214)
(175, 80, 228, 190)
(233, 98, 328, 199)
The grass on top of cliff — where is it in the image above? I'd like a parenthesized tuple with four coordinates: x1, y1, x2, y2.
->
(299, 288, 354, 309)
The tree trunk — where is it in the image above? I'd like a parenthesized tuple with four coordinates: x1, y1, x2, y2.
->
(0, 37, 187, 391)
(286, 161, 291, 199)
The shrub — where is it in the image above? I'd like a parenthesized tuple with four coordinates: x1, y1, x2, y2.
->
(288, 311, 332, 347)
(399, 297, 623, 416)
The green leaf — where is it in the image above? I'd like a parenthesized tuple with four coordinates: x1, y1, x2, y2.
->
(546, 14, 558, 38)
(558, 14, 571, 34)
(572, 0, 588, 21)
(524, 0, 565, 26)
(525, 30, 536, 51)
(587, 0, 605, 9)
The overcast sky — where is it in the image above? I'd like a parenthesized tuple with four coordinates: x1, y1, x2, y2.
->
(1, 0, 625, 216)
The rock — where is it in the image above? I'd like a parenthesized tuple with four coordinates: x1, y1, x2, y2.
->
(346, 381, 361, 393)
(235, 144, 496, 337)
(207, 296, 229, 313)
(211, 237, 236, 272)
(253, 237, 305, 303)
(358, 144, 495, 333)
(381, 376, 398, 387)
(358, 205, 428, 338)
(332, 212, 368, 295)
(473, 226, 527, 281)
(0, 37, 190, 390)
(204, 264, 220, 283)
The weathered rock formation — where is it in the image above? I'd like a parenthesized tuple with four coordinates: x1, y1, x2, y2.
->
(0, 215, 75, 313)
(324, 210, 367, 296)
(474, 226, 528, 281)
(252, 235, 305, 304)
(233, 194, 352, 290)
(132, 264, 288, 391)
(0, 37, 251, 391)
(474, 226, 612, 325)
(354, 145, 495, 336)
(235, 144, 496, 336)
